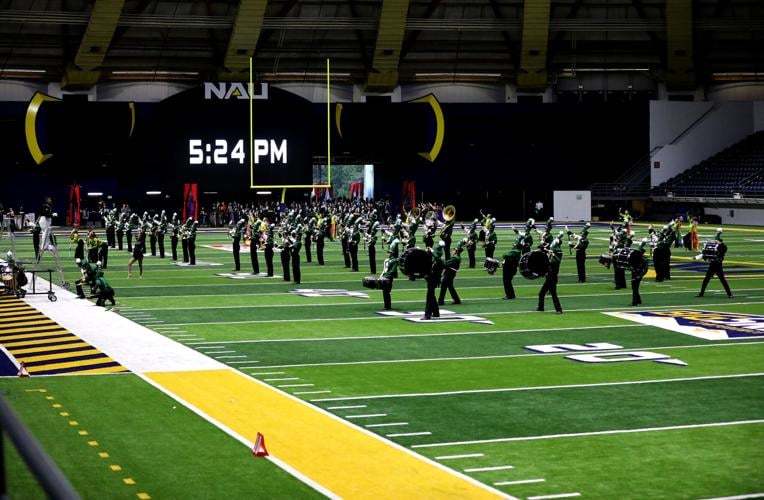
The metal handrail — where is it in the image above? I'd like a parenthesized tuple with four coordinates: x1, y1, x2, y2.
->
(0, 395, 80, 500)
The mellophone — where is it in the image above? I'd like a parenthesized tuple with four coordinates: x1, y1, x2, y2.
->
(519, 250, 549, 279)
(362, 276, 392, 291)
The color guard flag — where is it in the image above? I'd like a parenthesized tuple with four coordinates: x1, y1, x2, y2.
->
(252, 432, 269, 457)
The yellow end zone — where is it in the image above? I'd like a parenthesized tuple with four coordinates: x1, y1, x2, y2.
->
(146, 369, 501, 499)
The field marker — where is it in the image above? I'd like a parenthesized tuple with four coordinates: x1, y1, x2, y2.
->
(464, 465, 514, 472)
(413, 419, 764, 448)
(250, 371, 285, 375)
(528, 494, 580, 500)
(494, 479, 545, 486)
(365, 422, 409, 428)
(215, 355, 246, 359)
(700, 494, 764, 500)
(237, 366, 261, 369)
(279, 384, 315, 388)
(264, 377, 299, 381)
(294, 390, 331, 395)
(313, 372, 764, 402)
(228, 360, 259, 364)
(326, 405, 366, 410)
(346, 414, 387, 419)
(436, 453, 485, 460)
(386, 431, 432, 437)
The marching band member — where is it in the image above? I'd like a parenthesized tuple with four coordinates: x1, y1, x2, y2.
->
(263, 219, 275, 277)
(439, 215, 454, 256)
(290, 230, 302, 284)
(653, 224, 675, 282)
(116, 213, 125, 250)
(303, 217, 314, 263)
(75, 258, 98, 299)
(86, 230, 100, 264)
(316, 214, 328, 265)
(688, 217, 700, 252)
(349, 222, 361, 271)
(149, 215, 158, 256)
(381, 239, 399, 310)
(521, 218, 535, 253)
(568, 223, 590, 283)
(630, 239, 650, 306)
(422, 216, 435, 249)
(230, 219, 245, 271)
(423, 241, 446, 320)
(697, 229, 733, 298)
(465, 219, 478, 268)
(341, 214, 351, 268)
(188, 220, 198, 265)
(168, 213, 179, 261)
(367, 222, 379, 274)
(612, 228, 628, 289)
(538, 232, 564, 314)
(438, 241, 464, 306)
(619, 208, 632, 234)
(181, 217, 192, 263)
(70, 229, 85, 261)
(483, 219, 497, 260)
(280, 231, 292, 282)
(98, 233, 109, 269)
(249, 213, 261, 274)
(105, 210, 116, 248)
(127, 222, 146, 278)
(158, 211, 167, 258)
(30, 222, 41, 260)
(501, 229, 523, 300)
(93, 273, 116, 307)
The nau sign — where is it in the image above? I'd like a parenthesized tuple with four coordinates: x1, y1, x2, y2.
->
(606, 310, 764, 340)
(204, 82, 269, 100)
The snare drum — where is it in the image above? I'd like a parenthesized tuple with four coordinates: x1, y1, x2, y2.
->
(598, 253, 613, 269)
(362, 276, 391, 290)
(398, 247, 432, 279)
(702, 241, 726, 262)
(484, 257, 501, 275)
(519, 250, 549, 280)
(613, 247, 644, 271)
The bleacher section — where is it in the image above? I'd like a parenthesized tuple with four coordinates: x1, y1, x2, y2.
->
(652, 131, 764, 198)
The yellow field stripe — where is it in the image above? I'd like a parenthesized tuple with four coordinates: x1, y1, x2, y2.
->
(0, 305, 34, 311)
(1, 333, 75, 344)
(8, 341, 89, 355)
(15, 349, 103, 363)
(0, 319, 56, 328)
(0, 312, 45, 321)
(147, 370, 499, 499)
(0, 327, 70, 338)
(671, 255, 764, 266)
(73, 365, 128, 375)
(26, 357, 120, 373)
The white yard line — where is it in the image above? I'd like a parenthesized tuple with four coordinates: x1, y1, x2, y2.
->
(326, 405, 366, 410)
(364, 422, 409, 428)
(527, 493, 581, 500)
(187, 324, 646, 345)
(345, 414, 388, 419)
(464, 465, 514, 472)
(266, 342, 764, 371)
(436, 453, 485, 460)
(386, 432, 432, 437)
(293, 390, 331, 395)
(279, 384, 315, 388)
(413, 419, 764, 448)
(494, 479, 545, 486)
(311, 372, 764, 402)
(157, 299, 764, 326)
(699, 494, 764, 500)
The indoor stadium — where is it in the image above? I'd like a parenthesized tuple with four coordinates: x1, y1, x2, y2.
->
(0, 1, 763, 499)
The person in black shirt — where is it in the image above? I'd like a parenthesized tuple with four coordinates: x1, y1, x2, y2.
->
(697, 229, 733, 298)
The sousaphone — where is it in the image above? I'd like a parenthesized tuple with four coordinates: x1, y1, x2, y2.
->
(443, 205, 456, 222)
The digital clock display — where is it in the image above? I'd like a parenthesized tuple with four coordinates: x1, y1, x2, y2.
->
(156, 84, 314, 190)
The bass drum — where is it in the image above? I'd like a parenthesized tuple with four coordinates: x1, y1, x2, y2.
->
(702, 241, 726, 262)
(519, 250, 549, 280)
(398, 247, 432, 279)
(613, 247, 642, 271)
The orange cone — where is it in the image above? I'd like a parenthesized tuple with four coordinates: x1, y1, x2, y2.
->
(252, 432, 269, 457)
(17, 361, 30, 377)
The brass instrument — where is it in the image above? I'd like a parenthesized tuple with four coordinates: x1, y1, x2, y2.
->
(443, 205, 456, 222)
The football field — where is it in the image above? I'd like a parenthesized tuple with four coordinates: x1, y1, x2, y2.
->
(2, 223, 763, 499)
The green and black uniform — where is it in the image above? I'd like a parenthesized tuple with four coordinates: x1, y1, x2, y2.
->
(630, 242, 649, 306)
(381, 254, 398, 310)
(698, 232, 732, 298)
(538, 238, 563, 313)
(502, 234, 523, 300)
(94, 276, 115, 306)
(438, 248, 462, 305)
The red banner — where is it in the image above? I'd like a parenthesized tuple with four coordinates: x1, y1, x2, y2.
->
(401, 180, 416, 213)
(68, 184, 81, 227)
(183, 183, 199, 221)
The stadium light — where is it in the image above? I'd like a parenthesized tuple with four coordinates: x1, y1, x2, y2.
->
(146, 191, 162, 196)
